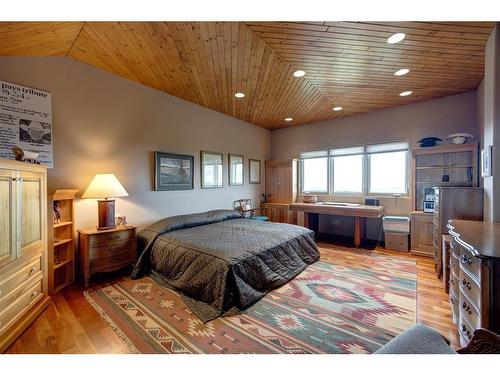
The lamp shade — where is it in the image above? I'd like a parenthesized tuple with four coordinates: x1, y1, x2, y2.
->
(82, 174, 129, 199)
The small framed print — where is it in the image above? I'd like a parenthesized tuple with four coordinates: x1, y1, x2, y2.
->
(201, 151, 223, 189)
(249, 159, 261, 184)
(481, 145, 492, 178)
(228, 154, 244, 186)
(154, 152, 194, 191)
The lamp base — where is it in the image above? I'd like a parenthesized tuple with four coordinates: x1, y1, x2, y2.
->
(97, 199, 116, 230)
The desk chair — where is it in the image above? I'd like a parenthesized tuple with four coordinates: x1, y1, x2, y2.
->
(234, 199, 268, 221)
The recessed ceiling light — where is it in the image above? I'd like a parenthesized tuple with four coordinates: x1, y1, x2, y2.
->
(234, 92, 245, 98)
(285, 117, 293, 122)
(333, 106, 343, 111)
(394, 68, 410, 76)
(399, 90, 413, 97)
(293, 70, 306, 78)
(387, 32, 406, 44)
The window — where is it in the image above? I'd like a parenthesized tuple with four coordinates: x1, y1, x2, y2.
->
(300, 151, 328, 193)
(367, 142, 408, 195)
(331, 146, 364, 194)
(299, 140, 409, 196)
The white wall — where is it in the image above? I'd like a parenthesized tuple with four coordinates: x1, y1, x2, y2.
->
(0, 57, 272, 229)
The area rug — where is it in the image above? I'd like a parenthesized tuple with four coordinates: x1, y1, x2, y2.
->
(84, 247, 416, 354)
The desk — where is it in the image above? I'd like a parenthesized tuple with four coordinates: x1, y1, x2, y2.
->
(289, 203, 384, 247)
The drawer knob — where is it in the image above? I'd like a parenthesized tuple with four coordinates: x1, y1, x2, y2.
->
(450, 297, 454, 303)
(462, 302, 472, 315)
(31, 291, 38, 298)
(30, 266, 37, 274)
(461, 255, 472, 265)
(108, 235, 121, 241)
(461, 324, 466, 332)
(462, 279, 471, 290)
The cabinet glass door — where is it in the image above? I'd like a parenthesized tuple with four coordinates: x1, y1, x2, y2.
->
(17, 171, 43, 256)
(0, 169, 14, 268)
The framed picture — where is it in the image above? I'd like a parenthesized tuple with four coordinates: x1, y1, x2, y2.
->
(154, 152, 194, 191)
(201, 151, 223, 189)
(249, 159, 261, 184)
(481, 145, 492, 177)
(228, 153, 244, 186)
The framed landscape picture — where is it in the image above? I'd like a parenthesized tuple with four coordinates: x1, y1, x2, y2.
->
(249, 159, 261, 184)
(229, 153, 244, 186)
(201, 151, 223, 189)
(154, 152, 194, 191)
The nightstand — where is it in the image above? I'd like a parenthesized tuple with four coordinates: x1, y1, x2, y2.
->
(78, 225, 137, 287)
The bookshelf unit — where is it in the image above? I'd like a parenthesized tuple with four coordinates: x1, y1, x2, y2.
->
(47, 189, 78, 294)
(410, 143, 478, 257)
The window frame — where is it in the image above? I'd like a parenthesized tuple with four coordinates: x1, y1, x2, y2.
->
(330, 147, 366, 196)
(299, 154, 330, 194)
(298, 140, 410, 198)
(366, 149, 409, 196)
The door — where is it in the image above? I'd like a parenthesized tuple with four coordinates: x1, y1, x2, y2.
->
(0, 168, 15, 268)
(16, 171, 43, 257)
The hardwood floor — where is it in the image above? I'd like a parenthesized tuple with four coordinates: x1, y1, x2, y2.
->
(5, 244, 459, 353)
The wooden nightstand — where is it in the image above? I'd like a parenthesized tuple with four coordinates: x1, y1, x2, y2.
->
(78, 225, 137, 287)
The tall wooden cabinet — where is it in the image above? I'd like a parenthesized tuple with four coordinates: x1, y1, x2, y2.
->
(262, 160, 298, 224)
(410, 144, 479, 258)
(433, 187, 483, 278)
(0, 159, 50, 352)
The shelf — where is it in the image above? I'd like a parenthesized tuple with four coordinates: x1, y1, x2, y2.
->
(415, 166, 472, 170)
(416, 181, 473, 184)
(54, 280, 73, 292)
(53, 238, 73, 247)
(54, 259, 72, 270)
(54, 221, 73, 228)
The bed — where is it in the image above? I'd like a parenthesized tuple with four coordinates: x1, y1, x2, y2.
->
(131, 209, 320, 322)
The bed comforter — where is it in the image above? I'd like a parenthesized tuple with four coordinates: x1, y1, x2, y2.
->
(131, 209, 319, 322)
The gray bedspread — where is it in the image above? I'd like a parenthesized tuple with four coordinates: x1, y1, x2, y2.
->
(131, 210, 319, 322)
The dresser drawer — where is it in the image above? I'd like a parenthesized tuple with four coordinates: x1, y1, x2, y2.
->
(449, 292, 459, 324)
(450, 252, 459, 272)
(450, 274, 459, 297)
(90, 248, 136, 270)
(0, 258, 41, 301)
(450, 239, 460, 258)
(89, 240, 136, 260)
(459, 247, 481, 281)
(459, 314, 474, 346)
(459, 268, 481, 310)
(88, 229, 135, 247)
(0, 280, 42, 335)
(460, 292, 481, 329)
(0, 273, 43, 312)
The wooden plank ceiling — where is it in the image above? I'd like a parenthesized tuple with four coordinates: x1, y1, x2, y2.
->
(0, 21, 495, 129)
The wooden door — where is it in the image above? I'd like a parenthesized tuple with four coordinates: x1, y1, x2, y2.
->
(0, 168, 15, 268)
(16, 171, 44, 257)
(265, 160, 295, 203)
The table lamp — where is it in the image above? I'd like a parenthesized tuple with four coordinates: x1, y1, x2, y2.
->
(82, 174, 129, 230)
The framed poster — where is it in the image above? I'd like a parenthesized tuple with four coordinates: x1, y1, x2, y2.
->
(228, 154, 244, 186)
(0, 80, 53, 167)
(249, 159, 261, 184)
(154, 152, 194, 191)
(201, 151, 223, 189)
(481, 146, 492, 177)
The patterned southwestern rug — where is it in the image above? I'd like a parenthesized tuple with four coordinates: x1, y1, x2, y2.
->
(84, 247, 416, 354)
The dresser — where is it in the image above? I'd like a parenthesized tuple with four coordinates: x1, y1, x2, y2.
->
(0, 159, 50, 352)
(78, 225, 137, 287)
(447, 219, 500, 347)
(433, 187, 483, 278)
